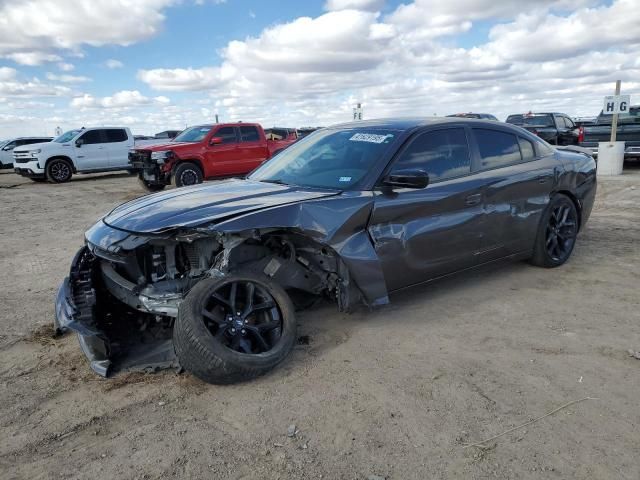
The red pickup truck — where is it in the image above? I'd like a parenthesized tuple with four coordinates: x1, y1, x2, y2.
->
(129, 123, 297, 191)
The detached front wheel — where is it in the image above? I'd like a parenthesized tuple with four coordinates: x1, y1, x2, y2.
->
(173, 273, 296, 384)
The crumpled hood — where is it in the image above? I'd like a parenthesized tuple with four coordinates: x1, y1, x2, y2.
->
(103, 179, 340, 233)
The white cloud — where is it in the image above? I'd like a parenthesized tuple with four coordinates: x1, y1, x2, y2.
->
(0, 67, 17, 81)
(0, 0, 175, 62)
(70, 90, 171, 109)
(324, 0, 385, 11)
(137, 67, 221, 91)
(5, 52, 62, 66)
(46, 72, 92, 83)
(58, 62, 75, 72)
(104, 59, 124, 69)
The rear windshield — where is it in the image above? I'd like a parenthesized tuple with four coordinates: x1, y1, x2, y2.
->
(506, 114, 555, 127)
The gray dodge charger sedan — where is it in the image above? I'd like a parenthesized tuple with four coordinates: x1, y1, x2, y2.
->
(55, 118, 597, 384)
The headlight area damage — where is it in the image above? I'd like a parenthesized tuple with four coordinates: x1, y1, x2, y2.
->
(55, 219, 380, 384)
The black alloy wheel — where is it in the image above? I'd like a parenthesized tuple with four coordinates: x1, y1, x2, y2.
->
(47, 159, 73, 183)
(174, 162, 203, 187)
(173, 273, 296, 384)
(530, 194, 578, 268)
(545, 202, 577, 262)
(202, 280, 282, 354)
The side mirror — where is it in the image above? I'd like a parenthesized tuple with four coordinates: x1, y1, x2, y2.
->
(209, 137, 223, 145)
(382, 169, 429, 189)
(75, 139, 84, 148)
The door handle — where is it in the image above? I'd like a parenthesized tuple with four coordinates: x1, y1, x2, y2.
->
(464, 193, 482, 206)
(538, 175, 548, 184)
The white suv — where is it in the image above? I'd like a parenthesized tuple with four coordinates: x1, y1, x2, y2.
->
(0, 137, 52, 169)
(13, 127, 134, 183)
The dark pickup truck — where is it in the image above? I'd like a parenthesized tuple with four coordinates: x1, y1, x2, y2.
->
(506, 112, 580, 146)
(579, 105, 640, 159)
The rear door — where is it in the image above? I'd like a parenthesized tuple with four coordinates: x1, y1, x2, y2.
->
(236, 126, 270, 173)
(368, 126, 487, 291)
(104, 129, 132, 168)
(469, 127, 560, 258)
(75, 129, 109, 170)
(557, 116, 578, 145)
(203, 126, 239, 177)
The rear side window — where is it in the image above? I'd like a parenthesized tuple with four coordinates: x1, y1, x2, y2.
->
(79, 130, 104, 145)
(518, 137, 536, 161)
(215, 126, 237, 144)
(105, 129, 128, 142)
(239, 126, 260, 143)
(474, 129, 521, 169)
(391, 128, 471, 181)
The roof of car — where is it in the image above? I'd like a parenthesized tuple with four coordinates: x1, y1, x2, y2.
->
(328, 117, 505, 131)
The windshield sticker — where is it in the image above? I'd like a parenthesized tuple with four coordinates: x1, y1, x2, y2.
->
(349, 133, 393, 144)
(339, 176, 352, 182)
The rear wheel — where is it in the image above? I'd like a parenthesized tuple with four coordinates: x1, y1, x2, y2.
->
(173, 273, 296, 384)
(530, 194, 578, 268)
(46, 158, 73, 183)
(174, 162, 203, 188)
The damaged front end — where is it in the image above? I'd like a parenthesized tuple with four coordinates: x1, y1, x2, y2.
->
(55, 219, 361, 378)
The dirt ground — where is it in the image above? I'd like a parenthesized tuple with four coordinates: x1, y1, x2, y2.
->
(0, 166, 639, 480)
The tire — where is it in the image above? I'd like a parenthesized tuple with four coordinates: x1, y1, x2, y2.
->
(174, 162, 203, 188)
(138, 177, 166, 192)
(29, 178, 47, 183)
(46, 158, 73, 183)
(173, 273, 296, 384)
(530, 194, 579, 268)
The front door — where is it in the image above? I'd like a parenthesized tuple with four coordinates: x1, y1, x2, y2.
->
(75, 129, 109, 170)
(367, 127, 486, 292)
(203, 126, 239, 178)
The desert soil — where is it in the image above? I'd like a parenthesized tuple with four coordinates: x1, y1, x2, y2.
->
(0, 167, 639, 479)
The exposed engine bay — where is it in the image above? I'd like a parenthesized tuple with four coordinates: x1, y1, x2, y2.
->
(56, 227, 359, 377)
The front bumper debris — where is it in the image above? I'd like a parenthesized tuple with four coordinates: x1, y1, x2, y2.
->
(54, 246, 178, 378)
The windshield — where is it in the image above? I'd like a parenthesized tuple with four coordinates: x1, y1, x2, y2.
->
(249, 128, 398, 189)
(172, 125, 212, 143)
(506, 114, 554, 127)
(54, 129, 82, 143)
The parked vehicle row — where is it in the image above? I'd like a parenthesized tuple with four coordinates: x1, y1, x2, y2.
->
(53, 117, 597, 383)
(579, 105, 640, 159)
(128, 123, 298, 191)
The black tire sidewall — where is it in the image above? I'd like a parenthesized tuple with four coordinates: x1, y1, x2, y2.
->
(174, 162, 203, 187)
(174, 273, 296, 383)
(46, 159, 73, 183)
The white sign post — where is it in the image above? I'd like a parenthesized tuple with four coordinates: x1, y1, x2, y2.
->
(598, 80, 626, 175)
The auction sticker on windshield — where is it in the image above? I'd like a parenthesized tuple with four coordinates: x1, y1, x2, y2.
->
(349, 133, 393, 144)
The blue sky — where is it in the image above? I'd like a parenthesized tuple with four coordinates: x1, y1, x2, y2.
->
(0, 0, 638, 137)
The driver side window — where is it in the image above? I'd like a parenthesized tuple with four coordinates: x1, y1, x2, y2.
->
(215, 127, 237, 144)
(391, 128, 471, 181)
(79, 130, 104, 145)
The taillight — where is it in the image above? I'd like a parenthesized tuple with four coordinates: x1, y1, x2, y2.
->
(578, 126, 584, 143)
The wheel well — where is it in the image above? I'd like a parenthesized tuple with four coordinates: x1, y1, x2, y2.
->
(46, 156, 76, 173)
(222, 230, 361, 311)
(555, 190, 582, 230)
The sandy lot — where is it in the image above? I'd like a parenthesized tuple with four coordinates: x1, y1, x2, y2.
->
(1, 167, 639, 480)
